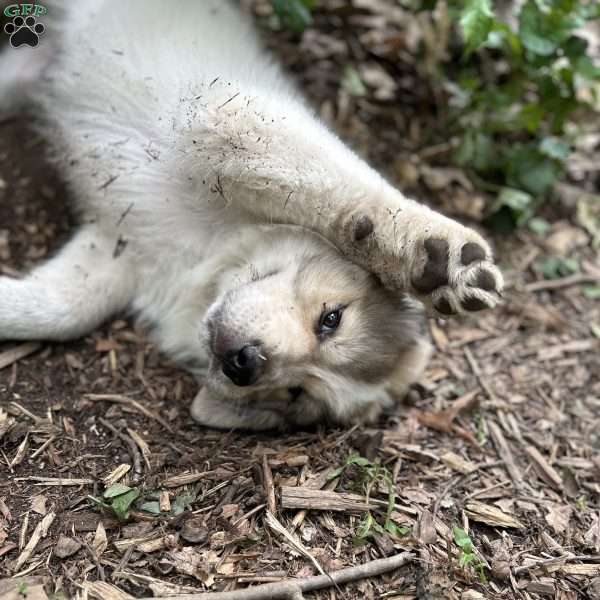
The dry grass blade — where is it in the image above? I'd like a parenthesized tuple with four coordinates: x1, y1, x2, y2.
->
(263, 454, 277, 515)
(265, 510, 328, 578)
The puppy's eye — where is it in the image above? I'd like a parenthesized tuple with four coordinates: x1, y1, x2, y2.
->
(319, 309, 342, 334)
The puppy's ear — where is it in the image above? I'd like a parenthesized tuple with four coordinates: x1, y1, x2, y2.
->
(384, 338, 432, 399)
(190, 387, 285, 431)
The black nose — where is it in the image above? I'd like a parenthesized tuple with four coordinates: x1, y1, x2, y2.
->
(222, 344, 264, 386)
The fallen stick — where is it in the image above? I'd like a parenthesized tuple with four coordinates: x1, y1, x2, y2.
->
(139, 552, 413, 600)
(525, 273, 600, 293)
(99, 418, 143, 484)
(86, 394, 174, 433)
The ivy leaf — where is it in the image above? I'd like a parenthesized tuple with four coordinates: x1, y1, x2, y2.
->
(528, 217, 551, 235)
(271, 0, 314, 33)
(110, 489, 140, 521)
(103, 483, 132, 499)
(460, 0, 495, 54)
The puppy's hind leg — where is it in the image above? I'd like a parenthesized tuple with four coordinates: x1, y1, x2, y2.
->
(0, 227, 135, 341)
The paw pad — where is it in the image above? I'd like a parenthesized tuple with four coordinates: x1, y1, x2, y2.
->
(353, 214, 374, 242)
(412, 238, 449, 293)
(461, 242, 486, 265)
(411, 235, 503, 317)
(4, 15, 45, 48)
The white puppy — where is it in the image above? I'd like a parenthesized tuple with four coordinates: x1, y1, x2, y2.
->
(0, 0, 502, 429)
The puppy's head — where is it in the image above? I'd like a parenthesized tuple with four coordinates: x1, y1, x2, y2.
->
(198, 229, 428, 429)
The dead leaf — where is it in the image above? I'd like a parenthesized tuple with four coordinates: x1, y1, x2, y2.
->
(415, 509, 437, 544)
(415, 390, 479, 433)
(545, 504, 572, 535)
(54, 534, 82, 559)
(30, 495, 47, 516)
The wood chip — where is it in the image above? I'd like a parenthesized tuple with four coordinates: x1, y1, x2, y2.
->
(465, 502, 524, 529)
(161, 471, 215, 488)
(54, 534, 82, 559)
(441, 451, 477, 474)
(488, 421, 523, 489)
(103, 463, 131, 486)
(525, 445, 563, 490)
(14, 511, 55, 571)
(281, 486, 375, 513)
(14, 476, 94, 486)
(85, 581, 135, 600)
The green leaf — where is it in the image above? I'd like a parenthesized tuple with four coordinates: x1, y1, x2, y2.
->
(539, 137, 570, 160)
(341, 66, 367, 97)
(528, 217, 551, 235)
(496, 187, 535, 225)
(453, 526, 474, 551)
(271, 0, 313, 33)
(538, 256, 580, 279)
(505, 147, 560, 196)
(518, 0, 582, 56)
(460, 0, 495, 53)
(103, 483, 132, 499)
(385, 520, 410, 538)
(139, 501, 161, 515)
(354, 512, 375, 542)
(583, 285, 600, 300)
(110, 488, 140, 521)
(171, 490, 197, 516)
(575, 55, 600, 80)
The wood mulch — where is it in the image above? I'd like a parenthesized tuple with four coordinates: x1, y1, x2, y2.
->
(1, 1, 599, 598)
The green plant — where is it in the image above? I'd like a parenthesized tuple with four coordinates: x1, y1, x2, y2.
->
(89, 483, 140, 521)
(453, 526, 487, 583)
(17, 582, 28, 598)
(272, 0, 600, 229)
(330, 453, 408, 544)
(90, 483, 197, 521)
(449, 0, 600, 230)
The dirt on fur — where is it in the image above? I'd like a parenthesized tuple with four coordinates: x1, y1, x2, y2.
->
(1, 2, 600, 599)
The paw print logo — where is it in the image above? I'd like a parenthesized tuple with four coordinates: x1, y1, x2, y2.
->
(4, 15, 45, 48)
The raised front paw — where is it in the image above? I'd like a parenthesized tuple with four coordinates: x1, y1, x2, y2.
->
(410, 234, 503, 317)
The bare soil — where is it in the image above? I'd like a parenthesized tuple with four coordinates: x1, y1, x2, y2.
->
(1, 2, 600, 599)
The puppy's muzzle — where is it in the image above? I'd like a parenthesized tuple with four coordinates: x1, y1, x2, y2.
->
(221, 344, 265, 386)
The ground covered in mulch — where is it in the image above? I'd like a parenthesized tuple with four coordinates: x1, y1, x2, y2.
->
(1, 2, 600, 599)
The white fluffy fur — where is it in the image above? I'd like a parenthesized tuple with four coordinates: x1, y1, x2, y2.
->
(0, 0, 501, 429)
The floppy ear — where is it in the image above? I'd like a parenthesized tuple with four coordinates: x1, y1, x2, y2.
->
(384, 338, 432, 398)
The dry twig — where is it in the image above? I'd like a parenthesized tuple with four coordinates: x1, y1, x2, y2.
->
(139, 552, 413, 599)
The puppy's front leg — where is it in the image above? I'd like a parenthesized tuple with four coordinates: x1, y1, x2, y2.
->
(194, 99, 503, 317)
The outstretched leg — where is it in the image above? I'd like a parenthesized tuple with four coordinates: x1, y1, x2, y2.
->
(0, 227, 135, 341)
(184, 95, 503, 317)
